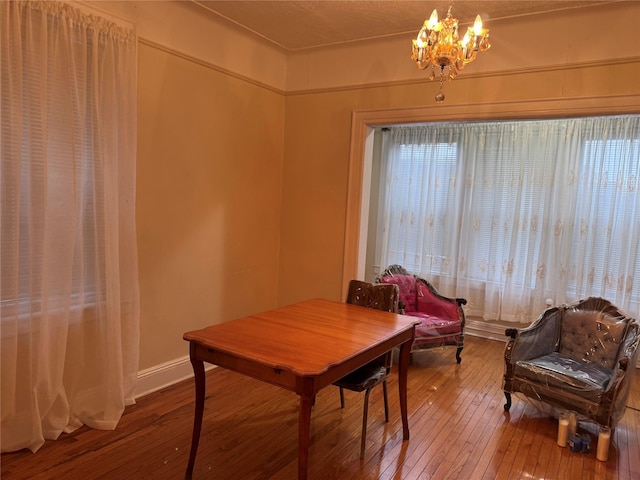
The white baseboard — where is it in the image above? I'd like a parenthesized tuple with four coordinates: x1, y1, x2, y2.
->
(135, 355, 215, 399)
(464, 319, 510, 343)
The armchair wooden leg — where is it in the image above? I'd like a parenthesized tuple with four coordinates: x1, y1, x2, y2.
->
(456, 347, 463, 364)
(504, 392, 512, 411)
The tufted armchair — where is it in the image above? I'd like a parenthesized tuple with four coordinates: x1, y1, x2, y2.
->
(503, 297, 640, 429)
(376, 265, 467, 363)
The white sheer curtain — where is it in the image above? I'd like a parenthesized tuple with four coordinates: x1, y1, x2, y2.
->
(377, 117, 640, 323)
(1, 1, 139, 452)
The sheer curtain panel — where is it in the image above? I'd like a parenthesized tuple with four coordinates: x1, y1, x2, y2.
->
(377, 117, 640, 323)
(1, 1, 139, 452)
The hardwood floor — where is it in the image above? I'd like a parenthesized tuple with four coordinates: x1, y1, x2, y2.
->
(2, 336, 639, 479)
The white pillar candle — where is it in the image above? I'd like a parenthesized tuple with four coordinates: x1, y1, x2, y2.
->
(557, 416, 569, 446)
(596, 426, 611, 461)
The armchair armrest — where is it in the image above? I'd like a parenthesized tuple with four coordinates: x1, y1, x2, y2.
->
(606, 321, 640, 390)
(505, 328, 518, 339)
(414, 277, 466, 321)
(504, 308, 562, 364)
(619, 322, 640, 367)
(601, 322, 640, 426)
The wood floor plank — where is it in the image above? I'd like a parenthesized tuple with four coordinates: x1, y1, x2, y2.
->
(629, 407, 640, 479)
(506, 404, 547, 479)
(2, 336, 638, 480)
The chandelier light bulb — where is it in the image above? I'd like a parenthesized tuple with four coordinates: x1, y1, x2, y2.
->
(473, 15, 483, 36)
(428, 9, 439, 30)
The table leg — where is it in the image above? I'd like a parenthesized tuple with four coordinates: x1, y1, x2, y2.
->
(398, 340, 411, 440)
(185, 355, 205, 480)
(298, 394, 313, 480)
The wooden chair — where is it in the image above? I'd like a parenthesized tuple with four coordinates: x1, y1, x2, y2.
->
(333, 279, 400, 459)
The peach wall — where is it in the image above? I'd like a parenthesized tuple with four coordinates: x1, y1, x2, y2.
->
(136, 42, 284, 369)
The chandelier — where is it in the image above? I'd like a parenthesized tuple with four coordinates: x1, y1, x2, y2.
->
(411, 5, 491, 102)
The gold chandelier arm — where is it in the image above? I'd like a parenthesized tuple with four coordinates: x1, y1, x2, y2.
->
(462, 50, 478, 65)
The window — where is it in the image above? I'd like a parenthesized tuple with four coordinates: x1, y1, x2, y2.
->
(570, 137, 640, 300)
(385, 141, 458, 273)
(376, 116, 640, 319)
(1, 9, 102, 319)
(1, 1, 139, 454)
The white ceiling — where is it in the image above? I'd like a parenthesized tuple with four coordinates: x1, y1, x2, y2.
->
(189, 0, 617, 51)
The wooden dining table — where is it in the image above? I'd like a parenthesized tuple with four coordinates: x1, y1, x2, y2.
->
(183, 297, 419, 480)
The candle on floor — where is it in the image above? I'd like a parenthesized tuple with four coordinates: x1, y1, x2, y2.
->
(596, 426, 611, 461)
(557, 413, 569, 447)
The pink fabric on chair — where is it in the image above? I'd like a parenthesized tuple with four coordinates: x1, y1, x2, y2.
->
(416, 282, 460, 319)
(380, 274, 418, 312)
(408, 313, 462, 336)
